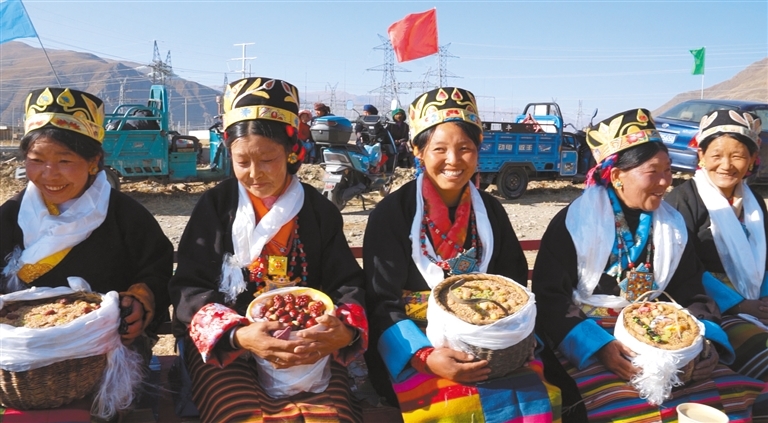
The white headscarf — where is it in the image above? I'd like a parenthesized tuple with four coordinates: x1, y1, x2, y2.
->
(2, 171, 111, 291)
(565, 186, 688, 309)
(409, 174, 494, 288)
(219, 176, 304, 303)
(693, 169, 765, 299)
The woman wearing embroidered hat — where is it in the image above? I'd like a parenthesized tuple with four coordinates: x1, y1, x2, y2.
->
(531, 108, 764, 421)
(168, 77, 367, 423)
(0, 87, 173, 351)
(362, 87, 562, 422)
(666, 111, 768, 385)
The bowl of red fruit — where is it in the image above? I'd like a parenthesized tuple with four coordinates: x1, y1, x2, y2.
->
(247, 287, 335, 334)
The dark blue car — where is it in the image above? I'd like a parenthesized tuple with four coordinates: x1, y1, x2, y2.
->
(654, 99, 768, 177)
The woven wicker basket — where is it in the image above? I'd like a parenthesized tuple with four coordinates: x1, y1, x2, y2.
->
(0, 292, 107, 409)
(0, 354, 107, 409)
(433, 274, 534, 380)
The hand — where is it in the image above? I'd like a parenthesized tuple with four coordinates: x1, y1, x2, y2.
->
(732, 299, 768, 325)
(119, 295, 145, 346)
(691, 341, 719, 382)
(293, 314, 355, 364)
(233, 321, 312, 369)
(422, 347, 491, 384)
(596, 340, 640, 381)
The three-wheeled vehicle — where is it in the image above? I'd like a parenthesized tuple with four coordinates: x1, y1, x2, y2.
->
(101, 85, 230, 189)
(477, 102, 593, 199)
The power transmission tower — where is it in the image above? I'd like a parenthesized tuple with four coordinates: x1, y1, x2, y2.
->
(424, 44, 459, 87)
(576, 100, 584, 128)
(326, 83, 338, 114)
(148, 40, 173, 85)
(367, 34, 410, 112)
(231, 43, 256, 80)
(118, 77, 129, 104)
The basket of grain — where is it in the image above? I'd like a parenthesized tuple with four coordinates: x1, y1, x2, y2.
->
(614, 296, 705, 405)
(0, 278, 143, 418)
(0, 291, 106, 409)
(427, 273, 536, 380)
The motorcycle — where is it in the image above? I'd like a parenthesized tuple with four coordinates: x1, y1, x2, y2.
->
(313, 104, 398, 211)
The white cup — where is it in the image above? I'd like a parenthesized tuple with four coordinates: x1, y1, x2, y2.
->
(676, 403, 728, 423)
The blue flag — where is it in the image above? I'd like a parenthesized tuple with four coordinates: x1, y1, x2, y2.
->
(0, 0, 37, 44)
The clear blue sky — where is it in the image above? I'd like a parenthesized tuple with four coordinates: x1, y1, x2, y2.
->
(13, 0, 768, 125)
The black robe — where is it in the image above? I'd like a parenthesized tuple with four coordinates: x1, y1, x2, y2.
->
(168, 178, 365, 337)
(363, 179, 528, 403)
(0, 189, 173, 332)
(665, 179, 768, 275)
(532, 201, 719, 350)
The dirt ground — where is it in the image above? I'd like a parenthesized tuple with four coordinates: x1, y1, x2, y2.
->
(4, 154, 765, 356)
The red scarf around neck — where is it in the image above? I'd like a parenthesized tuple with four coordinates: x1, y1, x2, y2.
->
(422, 177, 472, 260)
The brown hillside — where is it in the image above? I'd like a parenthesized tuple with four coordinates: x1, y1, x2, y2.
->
(653, 57, 768, 114)
(0, 42, 221, 131)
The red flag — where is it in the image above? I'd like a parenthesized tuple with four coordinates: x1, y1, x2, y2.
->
(387, 9, 438, 63)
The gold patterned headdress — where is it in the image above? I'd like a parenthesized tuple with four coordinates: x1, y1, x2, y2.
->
(408, 87, 482, 142)
(586, 108, 661, 164)
(222, 77, 300, 131)
(24, 87, 105, 144)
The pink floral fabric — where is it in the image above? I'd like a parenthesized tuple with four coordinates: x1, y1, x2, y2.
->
(189, 302, 249, 367)
(334, 303, 369, 365)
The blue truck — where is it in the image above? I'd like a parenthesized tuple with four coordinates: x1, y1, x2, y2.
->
(102, 85, 230, 189)
(477, 102, 592, 199)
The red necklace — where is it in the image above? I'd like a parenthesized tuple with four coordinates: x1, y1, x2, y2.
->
(420, 210, 480, 271)
(247, 216, 308, 290)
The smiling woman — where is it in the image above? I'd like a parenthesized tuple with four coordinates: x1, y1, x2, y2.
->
(532, 108, 765, 422)
(0, 87, 174, 416)
(363, 86, 562, 422)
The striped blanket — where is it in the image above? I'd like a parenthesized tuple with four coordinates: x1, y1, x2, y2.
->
(392, 359, 562, 423)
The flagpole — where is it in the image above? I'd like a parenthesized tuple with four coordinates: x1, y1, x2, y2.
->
(18, 0, 61, 87)
(700, 74, 704, 99)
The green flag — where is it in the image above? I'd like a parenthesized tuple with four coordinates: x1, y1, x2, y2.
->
(690, 47, 705, 75)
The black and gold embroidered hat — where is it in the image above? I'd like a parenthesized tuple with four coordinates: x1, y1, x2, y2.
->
(697, 109, 762, 149)
(408, 87, 482, 142)
(24, 87, 105, 144)
(222, 77, 300, 131)
(586, 108, 661, 164)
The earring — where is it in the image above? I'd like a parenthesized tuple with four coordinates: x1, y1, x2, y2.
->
(698, 160, 706, 169)
(287, 152, 298, 164)
(749, 163, 754, 172)
(414, 157, 425, 177)
(89, 167, 98, 175)
(613, 180, 623, 189)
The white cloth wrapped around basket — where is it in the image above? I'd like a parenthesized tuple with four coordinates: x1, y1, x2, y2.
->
(0, 277, 144, 419)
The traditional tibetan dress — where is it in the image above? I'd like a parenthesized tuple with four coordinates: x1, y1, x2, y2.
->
(532, 185, 765, 423)
(667, 171, 768, 386)
(169, 177, 368, 423)
(0, 171, 171, 331)
(364, 176, 562, 423)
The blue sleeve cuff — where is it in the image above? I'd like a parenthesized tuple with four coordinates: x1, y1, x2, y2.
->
(701, 320, 735, 365)
(760, 273, 768, 298)
(378, 319, 432, 381)
(558, 319, 614, 370)
(702, 271, 744, 313)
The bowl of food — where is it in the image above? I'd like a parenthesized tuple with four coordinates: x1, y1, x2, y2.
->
(621, 301, 703, 383)
(431, 274, 535, 379)
(247, 287, 335, 336)
(0, 292, 108, 410)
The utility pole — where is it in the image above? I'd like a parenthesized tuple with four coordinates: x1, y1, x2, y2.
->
(231, 43, 256, 80)
(184, 97, 188, 134)
(576, 100, 584, 128)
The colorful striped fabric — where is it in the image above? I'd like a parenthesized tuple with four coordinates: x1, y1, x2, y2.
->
(721, 314, 768, 381)
(186, 340, 362, 423)
(392, 359, 562, 423)
(555, 349, 764, 422)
